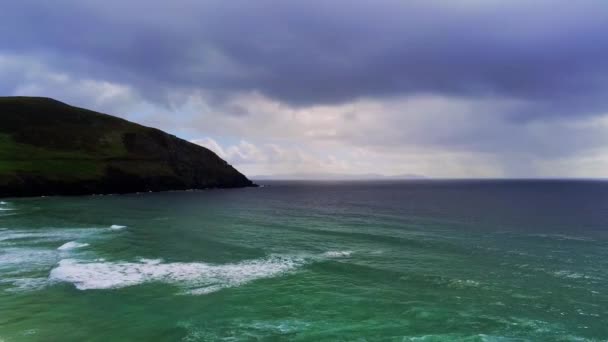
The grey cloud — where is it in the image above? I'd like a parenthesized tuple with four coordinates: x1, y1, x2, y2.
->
(5, 0, 608, 178)
(2, 0, 608, 119)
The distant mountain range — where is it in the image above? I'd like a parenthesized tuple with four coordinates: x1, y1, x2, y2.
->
(0, 97, 254, 197)
(251, 173, 426, 181)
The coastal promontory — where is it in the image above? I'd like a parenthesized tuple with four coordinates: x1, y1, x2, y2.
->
(0, 96, 254, 197)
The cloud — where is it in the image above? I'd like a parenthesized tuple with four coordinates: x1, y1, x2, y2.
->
(191, 137, 345, 175)
(0, 54, 143, 116)
(2, 1, 608, 177)
(187, 92, 608, 157)
(191, 136, 507, 178)
(191, 138, 267, 165)
(2, 1, 608, 117)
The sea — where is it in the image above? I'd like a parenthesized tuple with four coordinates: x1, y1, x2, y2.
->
(0, 180, 607, 341)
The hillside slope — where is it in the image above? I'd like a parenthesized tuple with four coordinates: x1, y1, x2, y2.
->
(0, 97, 254, 197)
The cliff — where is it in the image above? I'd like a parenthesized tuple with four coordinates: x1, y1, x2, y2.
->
(0, 97, 254, 197)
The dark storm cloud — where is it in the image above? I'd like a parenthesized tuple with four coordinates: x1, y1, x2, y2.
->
(2, 0, 608, 118)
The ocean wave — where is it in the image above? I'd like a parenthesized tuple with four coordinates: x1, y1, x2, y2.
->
(109, 225, 127, 230)
(245, 319, 311, 334)
(50, 250, 349, 293)
(401, 333, 526, 341)
(528, 233, 593, 242)
(322, 250, 353, 258)
(0, 226, 108, 292)
(447, 279, 481, 289)
(50, 254, 308, 294)
(0, 227, 104, 243)
(0, 248, 59, 271)
(402, 330, 595, 342)
(57, 241, 90, 251)
(552, 270, 598, 280)
(2, 277, 48, 292)
(179, 318, 312, 340)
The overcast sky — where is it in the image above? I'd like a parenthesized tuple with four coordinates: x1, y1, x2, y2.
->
(2, 0, 608, 178)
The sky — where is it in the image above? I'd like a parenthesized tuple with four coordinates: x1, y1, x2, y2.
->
(2, 0, 608, 178)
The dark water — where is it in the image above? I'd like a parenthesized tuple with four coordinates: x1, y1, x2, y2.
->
(1, 180, 608, 341)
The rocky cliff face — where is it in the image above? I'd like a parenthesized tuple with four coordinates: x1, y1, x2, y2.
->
(0, 97, 254, 197)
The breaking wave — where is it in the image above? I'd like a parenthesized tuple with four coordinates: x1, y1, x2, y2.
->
(323, 250, 353, 258)
(58, 241, 90, 251)
(48, 248, 355, 294)
(50, 255, 307, 294)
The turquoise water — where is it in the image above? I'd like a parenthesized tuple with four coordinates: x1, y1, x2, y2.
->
(1, 180, 607, 341)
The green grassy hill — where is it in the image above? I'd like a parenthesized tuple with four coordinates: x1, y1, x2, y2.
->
(0, 97, 254, 197)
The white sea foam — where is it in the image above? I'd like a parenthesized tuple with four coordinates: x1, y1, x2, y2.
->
(8, 246, 351, 294)
(139, 258, 162, 265)
(447, 279, 481, 289)
(323, 250, 353, 258)
(22, 329, 37, 336)
(3, 277, 48, 292)
(0, 226, 107, 292)
(529, 233, 592, 242)
(402, 333, 538, 341)
(553, 270, 595, 280)
(0, 248, 58, 270)
(244, 319, 311, 334)
(109, 225, 127, 230)
(49, 254, 307, 294)
(0, 227, 103, 243)
(0, 208, 14, 211)
(57, 241, 89, 251)
(0, 201, 7, 205)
